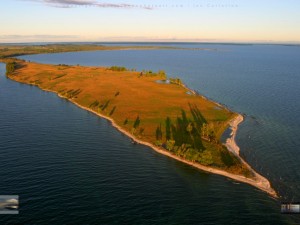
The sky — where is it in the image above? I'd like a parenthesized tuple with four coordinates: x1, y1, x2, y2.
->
(0, 0, 299, 43)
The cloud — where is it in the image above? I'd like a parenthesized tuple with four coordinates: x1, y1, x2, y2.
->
(20, 0, 153, 9)
(0, 35, 81, 43)
(0, 35, 80, 39)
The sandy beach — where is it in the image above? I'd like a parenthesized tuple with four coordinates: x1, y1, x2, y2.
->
(224, 115, 277, 197)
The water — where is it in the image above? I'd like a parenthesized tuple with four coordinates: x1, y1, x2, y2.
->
(0, 44, 299, 224)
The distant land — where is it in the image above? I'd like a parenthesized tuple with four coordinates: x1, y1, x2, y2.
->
(0, 44, 277, 197)
(0, 44, 184, 58)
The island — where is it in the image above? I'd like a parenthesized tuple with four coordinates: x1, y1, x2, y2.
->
(0, 44, 277, 197)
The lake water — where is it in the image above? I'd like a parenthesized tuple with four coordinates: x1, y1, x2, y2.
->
(0, 43, 299, 224)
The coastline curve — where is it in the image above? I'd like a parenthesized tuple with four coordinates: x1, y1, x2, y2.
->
(51, 88, 278, 198)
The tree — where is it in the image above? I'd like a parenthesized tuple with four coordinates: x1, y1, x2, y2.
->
(156, 123, 163, 140)
(133, 116, 140, 129)
(168, 109, 204, 151)
(158, 70, 167, 79)
(186, 122, 193, 145)
(101, 100, 110, 111)
(169, 77, 183, 86)
(199, 150, 213, 166)
(165, 117, 171, 140)
(109, 106, 116, 116)
(166, 139, 175, 151)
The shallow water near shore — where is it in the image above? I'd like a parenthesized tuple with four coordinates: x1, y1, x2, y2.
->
(0, 43, 299, 224)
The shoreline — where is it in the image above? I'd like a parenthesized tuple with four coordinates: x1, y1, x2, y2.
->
(73, 97, 277, 198)
(3, 60, 277, 198)
(41, 87, 277, 198)
(224, 115, 277, 197)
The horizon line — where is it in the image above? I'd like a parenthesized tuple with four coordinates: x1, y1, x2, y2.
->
(1, 40, 300, 45)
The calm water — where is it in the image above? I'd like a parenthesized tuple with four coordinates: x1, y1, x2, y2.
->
(0, 44, 299, 224)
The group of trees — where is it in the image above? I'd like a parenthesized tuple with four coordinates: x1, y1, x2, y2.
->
(123, 116, 145, 138)
(6, 61, 16, 75)
(120, 106, 238, 168)
(159, 109, 205, 150)
(169, 78, 183, 86)
(57, 64, 69, 67)
(139, 70, 167, 80)
(107, 66, 170, 82)
(109, 66, 127, 72)
(89, 100, 100, 108)
(130, 116, 145, 137)
(64, 89, 82, 99)
(89, 90, 121, 116)
(152, 106, 219, 165)
(89, 99, 111, 112)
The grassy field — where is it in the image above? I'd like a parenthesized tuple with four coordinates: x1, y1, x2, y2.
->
(2, 58, 253, 177)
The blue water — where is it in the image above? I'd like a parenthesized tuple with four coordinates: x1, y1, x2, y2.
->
(0, 44, 299, 224)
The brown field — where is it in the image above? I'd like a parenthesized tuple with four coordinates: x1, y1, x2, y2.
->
(8, 61, 234, 139)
